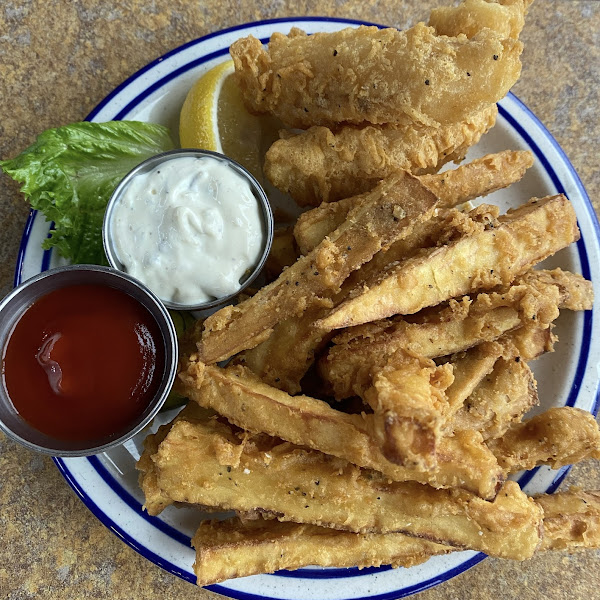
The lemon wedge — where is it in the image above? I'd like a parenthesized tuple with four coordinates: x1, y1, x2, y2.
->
(179, 59, 279, 184)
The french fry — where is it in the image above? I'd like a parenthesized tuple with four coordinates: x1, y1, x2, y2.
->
(319, 269, 579, 400)
(451, 358, 538, 440)
(140, 411, 542, 559)
(317, 195, 580, 330)
(191, 486, 600, 585)
(178, 360, 504, 498)
(488, 407, 600, 472)
(196, 171, 438, 363)
(363, 352, 454, 469)
(294, 150, 534, 254)
(192, 517, 451, 585)
(536, 487, 600, 551)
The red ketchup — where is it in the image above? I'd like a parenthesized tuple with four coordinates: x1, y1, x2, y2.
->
(1, 284, 165, 442)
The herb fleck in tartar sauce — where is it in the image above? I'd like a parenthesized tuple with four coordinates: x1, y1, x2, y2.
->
(111, 156, 264, 305)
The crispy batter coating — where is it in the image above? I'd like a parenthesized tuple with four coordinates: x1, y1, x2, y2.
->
(451, 358, 538, 439)
(178, 360, 504, 498)
(536, 487, 600, 552)
(263, 226, 300, 281)
(192, 517, 451, 585)
(142, 411, 542, 559)
(191, 486, 600, 585)
(197, 172, 438, 363)
(317, 195, 580, 330)
(364, 354, 454, 469)
(488, 407, 600, 472)
(265, 106, 497, 205)
(319, 268, 578, 399)
(429, 0, 532, 40)
(293, 150, 533, 253)
(230, 24, 522, 129)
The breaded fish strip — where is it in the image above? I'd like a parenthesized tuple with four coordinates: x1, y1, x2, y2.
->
(363, 353, 454, 469)
(317, 195, 580, 330)
(320, 269, 579, 399)
(294, 150, 534, 252)
(192, 517, 451, 586)
(141, 413, 542, 559)
(263, 226, 300, 281)
(429, 0, 532, 40)
(488, 407, 600, 472)
(191, 486, 599, 585)
(197, 172, 438, 363)
(178, 361, 504, 498)
(537, 487, 600, 552)
(451, 358, 538, 440)
(230, 23, 522, 129)
(265, 106, 497, 206)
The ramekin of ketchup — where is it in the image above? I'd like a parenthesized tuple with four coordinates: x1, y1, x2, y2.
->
(0, 265, 178, 456)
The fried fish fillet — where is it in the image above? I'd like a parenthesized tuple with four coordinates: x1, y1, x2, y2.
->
(488, 407, 600, 472)
(140, 412, 542, 559)
(265, 107, 497, 206)
(429, 0, 532, 40)
(319, 269, 580, 399)
(196, 172, 438, 364)
(293, 150, 534, 252)
(230, 23, 522, 129)
(178, 360, 504, 498)
(317, 195, 580, 330)
(191, 486, 599, 585)
(451, 357, 538, 440)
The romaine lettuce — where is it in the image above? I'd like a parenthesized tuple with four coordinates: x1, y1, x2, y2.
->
(0, 121, 174, 265)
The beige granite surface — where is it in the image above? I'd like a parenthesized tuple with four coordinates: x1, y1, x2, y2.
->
(1, 1, 600, 599)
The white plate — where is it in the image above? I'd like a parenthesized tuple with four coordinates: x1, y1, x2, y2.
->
(14, 17, 600, 600)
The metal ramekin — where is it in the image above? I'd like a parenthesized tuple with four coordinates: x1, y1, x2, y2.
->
(0, 264, 178, 457)
(102, 148, 274, 311)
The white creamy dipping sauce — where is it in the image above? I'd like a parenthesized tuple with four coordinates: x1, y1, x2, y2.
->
(111, 155, 265, 305)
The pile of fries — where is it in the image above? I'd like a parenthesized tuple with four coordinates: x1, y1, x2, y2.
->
(138, 0, 600, 588)
(137, 148, 599, 585)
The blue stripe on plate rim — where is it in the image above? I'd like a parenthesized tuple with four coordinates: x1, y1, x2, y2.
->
(11, 15, 600, 599)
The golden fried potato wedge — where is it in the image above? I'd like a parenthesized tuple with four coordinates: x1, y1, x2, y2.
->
(318, 195, 580, 330)
(294, 150, 534, 252)
(178, 361, 504, 498)
(197, 171, 438, 363)
(488, 407, 600, 472)
(141, 411, 541, 559)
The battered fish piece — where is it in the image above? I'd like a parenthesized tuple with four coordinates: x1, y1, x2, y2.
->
(191, 486, 600, 585)
(429, 0, 533, 40)
(178, 360, 504, 498)
(293, 150, 534, 252)
(317, 195, 580, 330)
(141, 412, 542, 559)
(230, 23, 522, 129)
(197, 172, 438, 363)
(488, 407, 600, 472)
(265, 106, 497, 206)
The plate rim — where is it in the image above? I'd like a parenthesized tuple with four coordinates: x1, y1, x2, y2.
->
(11, 15, 600, 600)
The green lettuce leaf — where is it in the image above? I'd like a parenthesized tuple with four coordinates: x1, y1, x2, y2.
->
(0, 121, 174, 265)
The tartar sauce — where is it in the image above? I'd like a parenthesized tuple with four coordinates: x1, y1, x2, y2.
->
(111, 156, 265, 305)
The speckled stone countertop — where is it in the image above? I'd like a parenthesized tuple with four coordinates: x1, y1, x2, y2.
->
(1, 2, 600, 599)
